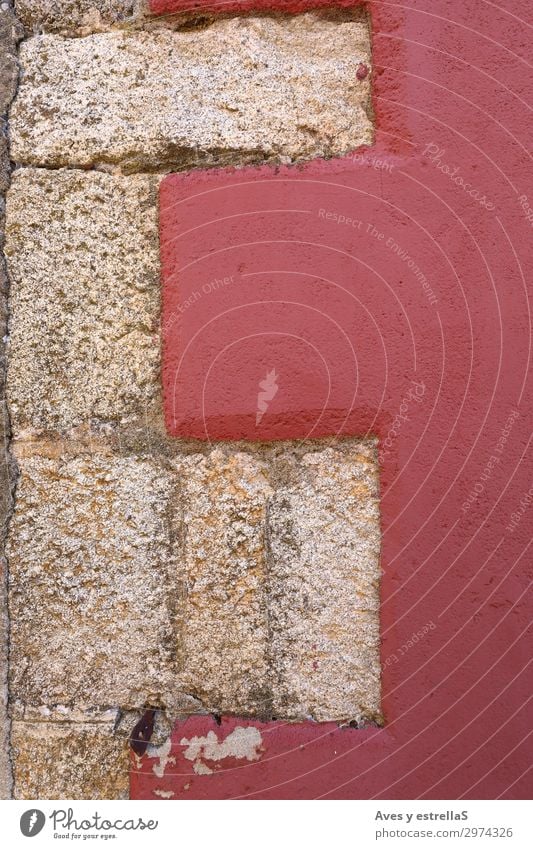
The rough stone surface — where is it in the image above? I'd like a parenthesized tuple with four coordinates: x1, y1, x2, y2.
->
(268, 443, 381, 723)
(5, 168, 160, 435)
(10, 13, 373, 171)
(15, 0, 138, 34)
(11, 716, 130, 799)
(7, 452, 177, 709)
(0, 3, 21, 224)
(175, 441, 381, 722)
(6, 437, 381, 800)
(175, 450, 273, 716)
(0, 409, 14, 800)
(0, 0, 22, 802)
(7, 441, 381, 725)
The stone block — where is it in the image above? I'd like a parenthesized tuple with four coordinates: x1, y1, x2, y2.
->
(10, 14, 372, 170)
(12, 716, 129, 799)
(8, 453, 177, 708)
(6, 169, 160, 434)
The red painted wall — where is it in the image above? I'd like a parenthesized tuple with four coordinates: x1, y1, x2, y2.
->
(132, 0, 533, 799)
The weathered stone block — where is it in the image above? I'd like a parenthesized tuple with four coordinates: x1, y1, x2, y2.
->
(8, 453, 177, 708)
(7, 441, 381, 724)
(5, 168, 160, 434)
(12, 716, 129, 799)
(175, 442, 381, 723)
(10, 14, 373, 171)
(175, 450, 273, 716)
(268, 443, 381, 722)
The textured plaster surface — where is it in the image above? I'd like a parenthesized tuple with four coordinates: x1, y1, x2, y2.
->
(5, 168, 160, 435)
(10, 13, 373, 171)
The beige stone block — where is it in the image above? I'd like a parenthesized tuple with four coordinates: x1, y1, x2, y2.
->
(8, 452, 177, 709)
(268, 442, 381, 723)
(12, 717, 129, 799)
(5, 168, 160, 434)
(175, 450, 273, 716)
(10, 14, 373, 171)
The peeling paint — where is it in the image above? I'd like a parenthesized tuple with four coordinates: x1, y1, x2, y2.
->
(154, 788, 175, 798)
(147, 736, 175, 779)
(180, 726, 263, 772)
(193, 761, 213, 775)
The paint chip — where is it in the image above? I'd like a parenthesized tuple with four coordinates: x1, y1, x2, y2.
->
(180, 726, 263, 775)
(154, 788, 175, 798)
(147, 736, 175, 778)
